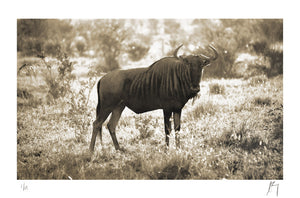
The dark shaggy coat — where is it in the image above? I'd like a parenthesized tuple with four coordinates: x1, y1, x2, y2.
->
(90, 44, 218, 151)
(108, 57, 199, 113)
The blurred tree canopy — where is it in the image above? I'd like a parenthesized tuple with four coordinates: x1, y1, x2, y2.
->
(17, 19, 73, 56)
(191, 19, 283, 77)
(17, 19, 282, 76)
(91, 19, 131, 71)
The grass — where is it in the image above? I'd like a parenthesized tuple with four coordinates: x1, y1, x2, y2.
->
(191, 100, 219, 118)
(17, 57, 283, 180)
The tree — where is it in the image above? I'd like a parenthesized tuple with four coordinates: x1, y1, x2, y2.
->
(17, 19, 48, 54)
(164, 19, 181, 35)
(250, 19, 283, 76)
(148, 19, 159, 35)
(256, 19, 283, 44)
(91, 19, 131, 71)
(191, 19, 271, 78)
(17, 19, 73, 56)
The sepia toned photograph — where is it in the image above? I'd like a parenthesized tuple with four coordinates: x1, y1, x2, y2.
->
(17, 18, 283, 180)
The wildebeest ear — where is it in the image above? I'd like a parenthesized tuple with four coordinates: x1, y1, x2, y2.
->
(202, 59, 210, 67)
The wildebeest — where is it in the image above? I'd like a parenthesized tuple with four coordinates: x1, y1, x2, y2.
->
(90, 44, 218, 152)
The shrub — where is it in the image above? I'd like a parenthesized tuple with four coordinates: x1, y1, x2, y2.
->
(253, 97, 271, 106)
(248, 75, 268, 86)
(218, 122, 265, 152)
(250, 40, 283, 77)
(271, 120, 283, 141)
(149, 153, 192, 179)
(193, 45, 237, 78)
(17, 88, 43, 108)
(17, 88, 33, 99)
(268, 113, 283, 153)
(209, 83, 225, 95)
(134, 115, 156, 139)
(75, 40, 86, 56)
(68, 78, 97, 143)
(44, 40, 61, 57)
(93, 60, 112, 74)
(191, 100, 218, 119)
(20, 38, 44, 56)
(266, 50, 283, 77)
(44, 75, 62, 100)
(32, 50, 74, 102)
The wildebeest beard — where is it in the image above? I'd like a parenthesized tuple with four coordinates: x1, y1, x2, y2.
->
(128, 57, 199, 101)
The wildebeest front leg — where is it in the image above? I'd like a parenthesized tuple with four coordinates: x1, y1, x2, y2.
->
(163, 110, 172, 148)
(107, 104, 125, 150)
(173, 110, 182, 148)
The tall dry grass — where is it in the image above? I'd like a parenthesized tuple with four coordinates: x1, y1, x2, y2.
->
(17, 67, 283, 179)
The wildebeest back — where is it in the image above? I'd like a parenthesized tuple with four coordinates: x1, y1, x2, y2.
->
(98, 57, 195, 114)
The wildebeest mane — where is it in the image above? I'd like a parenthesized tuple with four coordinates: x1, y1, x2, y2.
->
(129, 57, 193, 99)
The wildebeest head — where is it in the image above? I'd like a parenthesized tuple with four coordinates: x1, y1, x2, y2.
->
(179, 44, 219, 92)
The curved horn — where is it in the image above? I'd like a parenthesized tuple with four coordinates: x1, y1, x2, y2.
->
(173, 44, 183, 58)
(199, 54, 210, 59)
(208, 44, 218, 61)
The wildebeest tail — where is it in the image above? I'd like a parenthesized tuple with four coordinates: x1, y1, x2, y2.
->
(96, 79, 101, 117)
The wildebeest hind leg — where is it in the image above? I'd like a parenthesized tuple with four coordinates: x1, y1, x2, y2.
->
(107, 104, 125, 150)
(90, 109, 111, 152)
(163, 110, 172, 149)
(95, 103, 102, 141)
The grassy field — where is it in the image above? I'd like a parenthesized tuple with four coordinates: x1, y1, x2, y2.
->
(17, 57, 283, 180)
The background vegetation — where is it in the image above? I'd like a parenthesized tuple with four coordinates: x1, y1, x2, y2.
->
(17, 19, 283, 77)
(17, 19, 283, 179)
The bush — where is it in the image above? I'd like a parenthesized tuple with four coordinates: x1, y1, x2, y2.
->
(148, 153, 192, 179)
(19, 38, 44, 56)
(253, 97, 271, 106)
(266, 50, 283, 77)
(44, 40, 61, 57)
(248, 75, 268, 86)
(17, 88, 33, 99)
(209, 83, 225, 95)
(250, 41, 283, 77)
(217, 122, 265, 152)
(17, 88, 43, 108)
(68, 78, 97, 143)
(271, 120, 283, 141)
(75, 40, 86, 56)
(134, 115, 156, 139)
(268, 111, 283, 153)
(39, 51, 74, 101)
(208, 48, 236, 78)
(191, 101, 218, 119)
(93, 60, 112, 74)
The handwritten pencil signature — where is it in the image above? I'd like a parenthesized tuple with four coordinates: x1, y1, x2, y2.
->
(266, 181, 279, 196)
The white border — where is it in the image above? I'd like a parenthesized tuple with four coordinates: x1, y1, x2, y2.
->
(1, 0, 299, 197)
